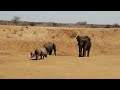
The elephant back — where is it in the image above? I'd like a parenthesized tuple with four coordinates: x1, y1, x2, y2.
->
(35, 49, 41, 56)
(40, 47, 47, 55)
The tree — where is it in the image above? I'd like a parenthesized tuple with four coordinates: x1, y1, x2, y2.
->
(76, 21, 87, 25)
(29, 22, 35, 26)
(11, 16, 21, 24)
(113, 23, 119, 28)
(105, 24, 111, 28)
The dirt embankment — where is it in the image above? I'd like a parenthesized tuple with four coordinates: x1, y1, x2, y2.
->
(0, 25, 120, 56)
(1, 25, 120, 79)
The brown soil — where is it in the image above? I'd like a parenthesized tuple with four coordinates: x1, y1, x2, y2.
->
(0, 25, 120, 79)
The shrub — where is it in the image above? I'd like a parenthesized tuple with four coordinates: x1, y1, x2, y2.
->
(53, 23, 58, 27)
(52, 36, 55, 39)
(29, 22, 35, 26)
(22, 23, 28, 26)
(19, 32, 22, 36)
(71, 31, 77, 38)
(34, 31, 36, 34)
(11, 16, 21, 25)
(20, 28, 24, 31)
(105, 24, 111, 28)
(76, 21, 87, 25)
(7, 36, 11, 38)
(113, 23, 119, 28)
(13, 30, 17, 34)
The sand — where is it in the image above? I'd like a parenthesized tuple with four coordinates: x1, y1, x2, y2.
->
(0, 25, 120, 79)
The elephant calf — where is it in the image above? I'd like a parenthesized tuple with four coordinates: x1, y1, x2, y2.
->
(30, 47, 47, 60)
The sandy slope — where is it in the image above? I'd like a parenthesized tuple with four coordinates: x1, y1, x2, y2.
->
(0, 25, 120, 79)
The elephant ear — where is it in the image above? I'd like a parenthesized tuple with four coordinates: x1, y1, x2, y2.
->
(76, 35, 82, 41)
(76, 36, 79, 41)
(77, 42, 80, 45)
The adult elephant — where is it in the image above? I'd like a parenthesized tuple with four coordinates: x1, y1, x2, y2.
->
(43, 42, 56, 56)
(76, 35, 91, 57)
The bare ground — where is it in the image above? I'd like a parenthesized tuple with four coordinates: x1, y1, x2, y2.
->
(0, 25, 120, 79)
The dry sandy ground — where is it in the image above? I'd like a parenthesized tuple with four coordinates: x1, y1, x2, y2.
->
(0, 53, 120, 79)
(0, 25, 120, 79)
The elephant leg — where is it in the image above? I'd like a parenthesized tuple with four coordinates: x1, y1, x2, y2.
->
(83, 44, 88, 57)
(82, 48, 84, 57)
(79, 47, 80, 57)
(49, 50, 52, 55)
(46, 48, 49, 55)
(87, 50, 89, 57)
(40, 56, 42, 59)
(49, 52, 51, 55)
(53, 44, 56, 56)
(83, 47, 86, 57)
(83, 50, 86, 57)
(36, 55, 38, 60)
(79, 47, 82, 57)
(87, 48, 90, 57)
(54, 49, 56, 56)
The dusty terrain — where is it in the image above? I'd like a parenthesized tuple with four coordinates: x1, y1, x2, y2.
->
(0, 25, 120, 79)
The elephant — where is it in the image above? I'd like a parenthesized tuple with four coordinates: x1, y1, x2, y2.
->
(43, 42, 56, 56)
(76, 35, 91, 57)
(30, 47, 47, 60)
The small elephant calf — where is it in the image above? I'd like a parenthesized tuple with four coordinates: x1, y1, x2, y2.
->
(30, 47, 47, 60)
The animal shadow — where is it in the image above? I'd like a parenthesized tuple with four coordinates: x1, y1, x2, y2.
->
(30, 58, 43, 60)
(30, 58, 37, 60)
